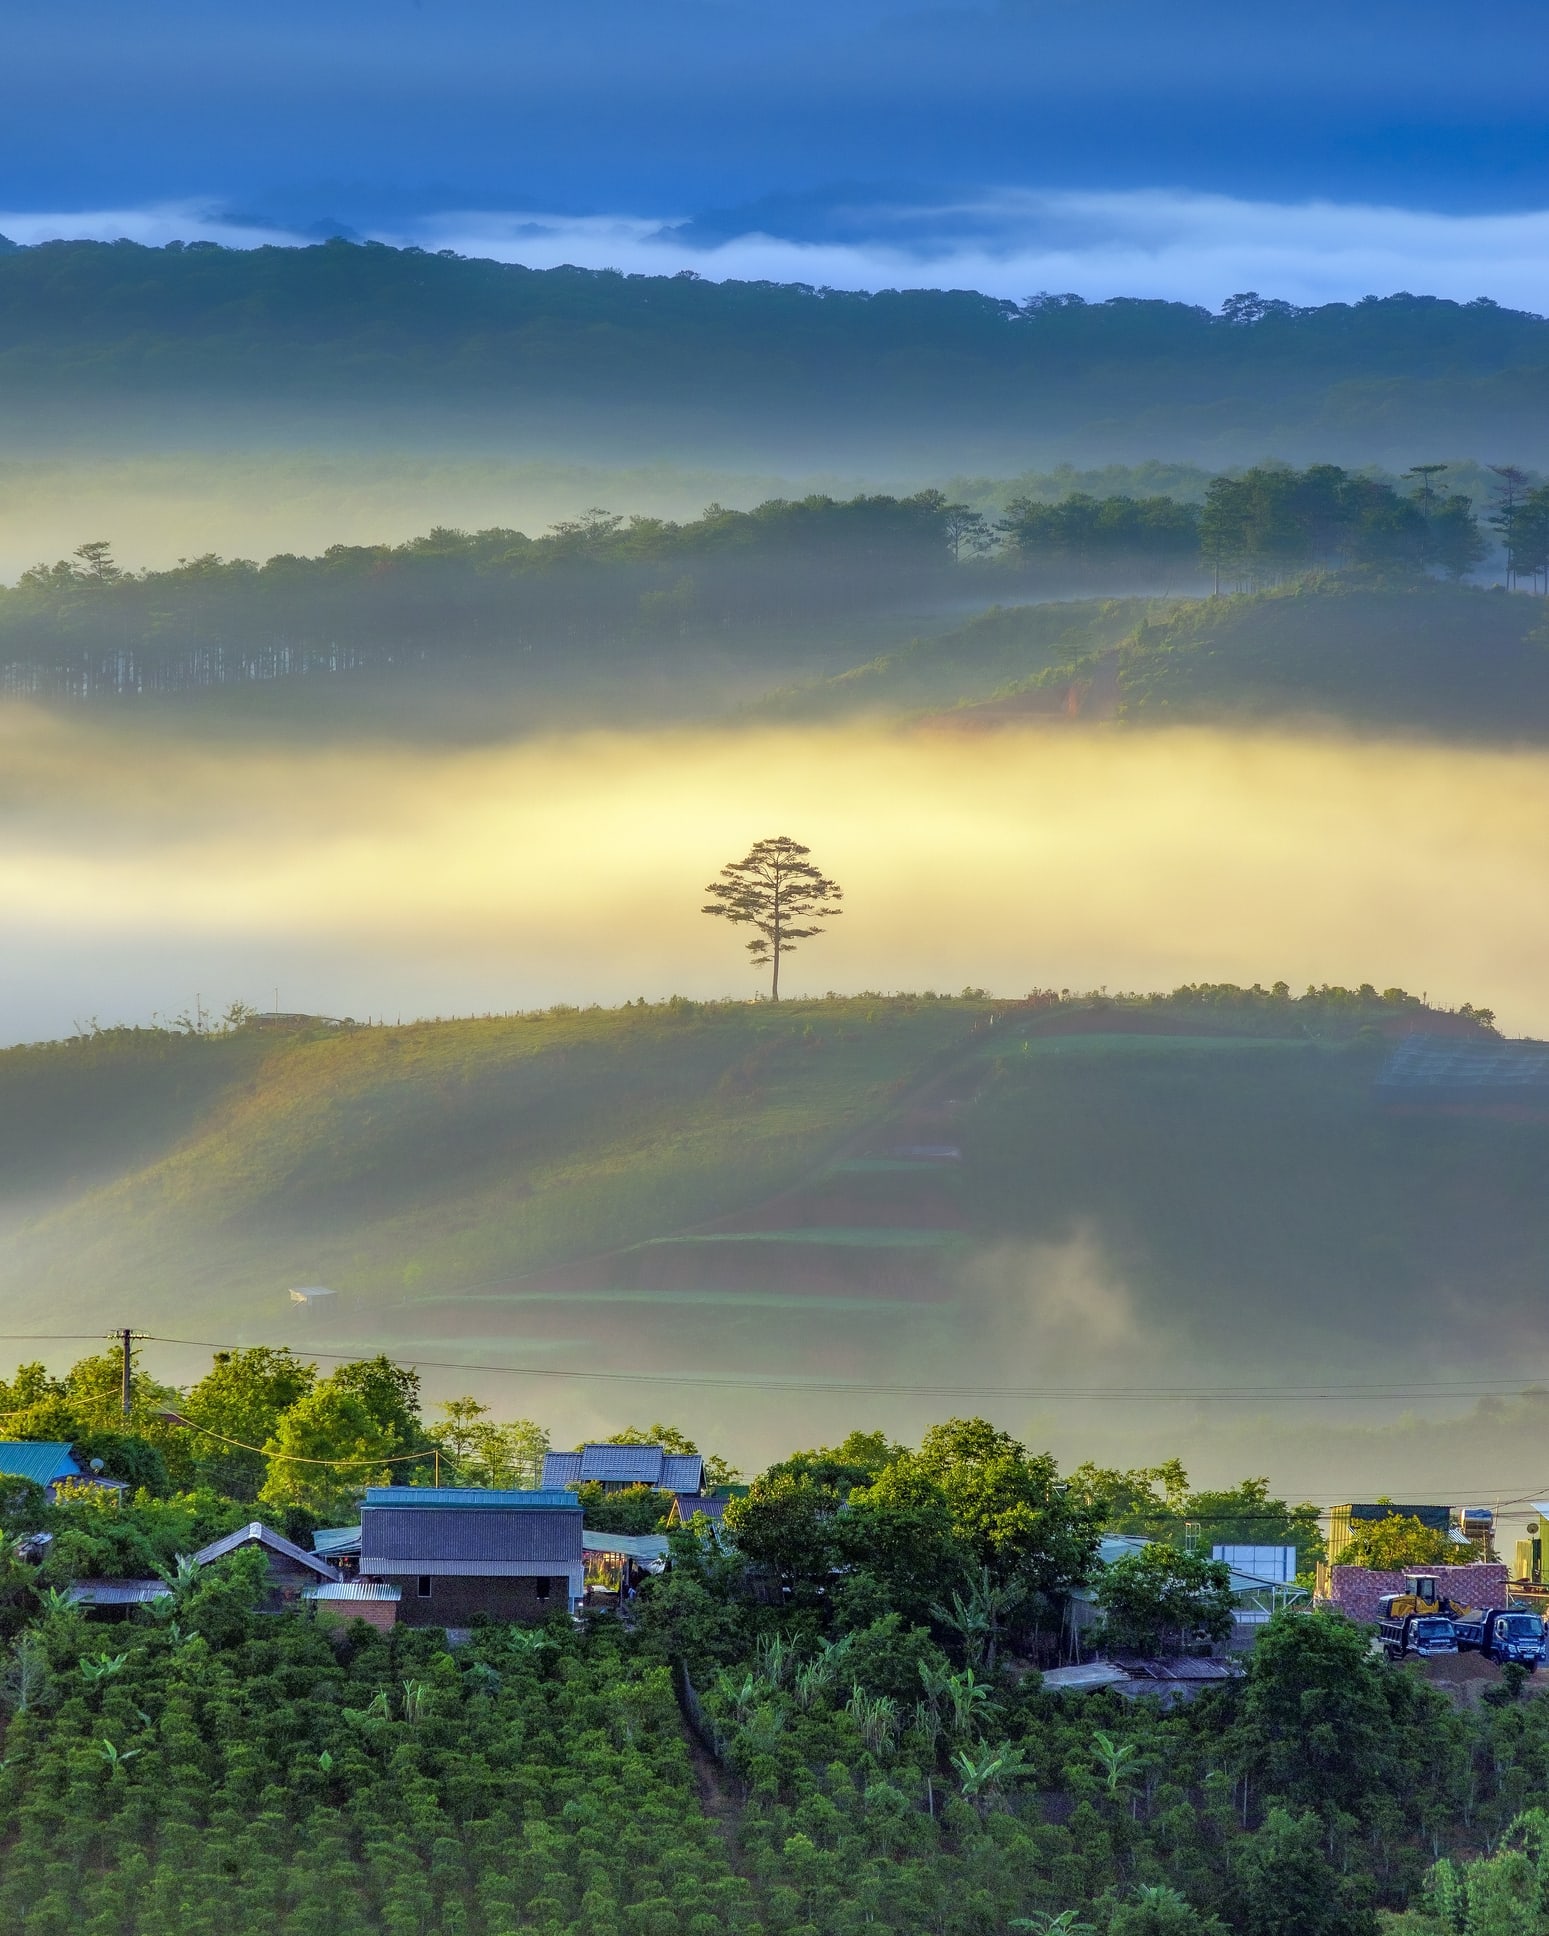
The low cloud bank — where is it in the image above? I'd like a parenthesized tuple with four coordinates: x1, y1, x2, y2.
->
(6, 187, 1549, 311)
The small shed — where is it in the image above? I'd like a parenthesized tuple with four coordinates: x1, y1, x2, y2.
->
(305, 1580, 401, 1632)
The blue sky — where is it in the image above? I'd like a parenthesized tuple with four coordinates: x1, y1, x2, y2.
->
(5, 0, 1548, 305)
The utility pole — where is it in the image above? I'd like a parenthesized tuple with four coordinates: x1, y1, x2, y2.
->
(110, 1328, 142, 1418)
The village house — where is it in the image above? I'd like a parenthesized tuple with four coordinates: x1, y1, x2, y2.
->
(358, 1485, 584, 1625)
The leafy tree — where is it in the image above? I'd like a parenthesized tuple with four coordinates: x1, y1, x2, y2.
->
(1092, 1544, 1236, 1654)
(1233, 1608, 1448, 1817)
(723, 1472, 842, 1599)
(182, 1347, 316, 1498)
(702, 835, 843, 1001)
(257, 1383, 401, 1519)
(1340, 1513, 1454, 1571)
(575, 1481, 670, 1534)
(858, 1418, 1101, 1602)
(1231, 1806, 1375, 1936)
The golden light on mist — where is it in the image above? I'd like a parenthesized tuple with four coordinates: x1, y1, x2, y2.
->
(3, 704, 1548, 1035)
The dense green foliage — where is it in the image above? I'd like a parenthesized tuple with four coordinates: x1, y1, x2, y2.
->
(5, 1369, 1549, 1934)
(8, 243, 1549, 468)
(0, 1572, 754, 1936)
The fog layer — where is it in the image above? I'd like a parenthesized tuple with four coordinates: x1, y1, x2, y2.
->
(2, 707, 1544, 1042)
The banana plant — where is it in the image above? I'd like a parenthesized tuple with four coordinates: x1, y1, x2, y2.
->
(1090, 1730, 1139, 1796)
(98, 1739, 141, 1773)
(80, 1653, 129, 1682)
(951, 1739, 1030, 1812)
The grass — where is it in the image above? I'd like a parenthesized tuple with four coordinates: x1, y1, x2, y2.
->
(4, 988, 1543, 1395)
(0, 997, 982, 1335)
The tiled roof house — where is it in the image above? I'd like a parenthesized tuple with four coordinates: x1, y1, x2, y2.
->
(540, 1444, 704, 1494)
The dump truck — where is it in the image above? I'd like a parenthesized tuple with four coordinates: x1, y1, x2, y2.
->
(1450, 1607, 1547, 1669)
(1376, 1609, 1458, 1661)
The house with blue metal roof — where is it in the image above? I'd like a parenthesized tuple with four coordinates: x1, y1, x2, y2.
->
(0, 1441, 129, 1503)
(360, 1485, 584, 1625)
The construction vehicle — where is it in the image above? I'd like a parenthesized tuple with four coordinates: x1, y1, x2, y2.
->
(1377, 1609, 1458, 1661)
(1450, 1608, 1547, 1669)
(1380, 1576, 1446, 1620)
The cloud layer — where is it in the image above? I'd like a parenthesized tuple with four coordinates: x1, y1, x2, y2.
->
(5, 187, 1548, 312)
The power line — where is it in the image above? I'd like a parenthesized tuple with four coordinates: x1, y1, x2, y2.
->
(5, 1329, 1549, 1406)
(129, 1337, 1549, 1405)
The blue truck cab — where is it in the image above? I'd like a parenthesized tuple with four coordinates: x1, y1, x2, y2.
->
(1451, 1609, 1547, 1668)
(1378, 1612, 1458, 1661)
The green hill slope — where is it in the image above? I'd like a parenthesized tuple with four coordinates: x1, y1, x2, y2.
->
(3, 991, 1542, 1412)
(761, 581, 1549, 738)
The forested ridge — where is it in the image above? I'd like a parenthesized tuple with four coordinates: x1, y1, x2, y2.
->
(7, 241, 1549, 461)
(2, 1347, 1548, 1936)
(0, 463, 1526, 703)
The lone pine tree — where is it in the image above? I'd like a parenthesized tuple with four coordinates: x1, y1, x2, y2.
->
(702, 835, 843, 1000)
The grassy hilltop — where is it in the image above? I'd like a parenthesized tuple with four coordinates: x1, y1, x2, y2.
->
(4, 988, 1543, 1398)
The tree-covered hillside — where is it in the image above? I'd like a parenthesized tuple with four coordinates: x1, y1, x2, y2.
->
(765, 581, 1549, 739)
(7, 241, 1549, 464)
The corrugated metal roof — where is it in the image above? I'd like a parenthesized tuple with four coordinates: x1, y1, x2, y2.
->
(362, 1503, 582, 1568)
(364, 1486, 577, 1509)
(0, 1441, 83, 1487)
(313, 1524, 363, 1556)
(189, 1521, 340, 1580)
(671, 1493, 726, 1524)
(1041, 1662, 1132, 1691)
(66, 1579, 172, 1605)
(582, 1531, 671, 1560)
(579, 1445, 665, 1484)
(305, 1580, 401, 1601)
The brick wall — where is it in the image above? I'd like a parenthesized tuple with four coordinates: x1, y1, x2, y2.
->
(1317, 1563, 1509, 1624)
(393, 1574, 566, 1627)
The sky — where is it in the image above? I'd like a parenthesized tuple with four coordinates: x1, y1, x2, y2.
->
(5, 0, 1549, 308)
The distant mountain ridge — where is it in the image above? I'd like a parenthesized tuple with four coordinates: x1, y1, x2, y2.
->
(5, 241, 1549, 465)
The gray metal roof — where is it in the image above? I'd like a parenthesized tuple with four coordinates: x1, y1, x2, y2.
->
(305, 1580, 401, 1601)
(671, 1493, 727, 1524)
(362, 1502, 582, 1572)
(582, 1531, 671, 1560)
(189, 1521, 340, 1580)
(540, 1444, 704, 1491)
(580, 1445, 665, 1484)
(312, 1524, 363, 1557)
(66, 1579, 172, 1605)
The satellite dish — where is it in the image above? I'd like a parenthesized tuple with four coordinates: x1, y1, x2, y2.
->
(89, 1458, 105, 1473)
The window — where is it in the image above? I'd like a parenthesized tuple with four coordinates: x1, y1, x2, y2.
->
(535, 1577, 551, 1601)
(417, 1575, 433, 1599)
